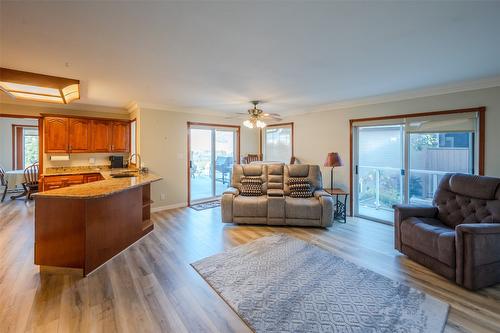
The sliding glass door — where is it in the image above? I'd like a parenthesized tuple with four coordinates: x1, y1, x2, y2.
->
(189, 125, 238, 203)
(356, 125, 404, 222)
(353, 112, 478, 224)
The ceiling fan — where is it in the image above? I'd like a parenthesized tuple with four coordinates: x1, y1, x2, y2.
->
(239, 101, 282, 129)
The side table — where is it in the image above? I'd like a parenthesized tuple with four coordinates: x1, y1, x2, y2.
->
(324, 188, 349, 223)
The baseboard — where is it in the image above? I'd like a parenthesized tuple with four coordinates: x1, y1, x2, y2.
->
(151, 202, 187, 212)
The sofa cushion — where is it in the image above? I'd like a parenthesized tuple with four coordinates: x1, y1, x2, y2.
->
(240, 176, 263, 196)
(400, 217, 456, 267)
(285, 197, 321, 219)
(233, 195, 268, 217)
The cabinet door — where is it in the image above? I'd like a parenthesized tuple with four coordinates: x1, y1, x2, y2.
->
(111, 122, 130, 152)
(68, 118, 91, 153)
(91, 120, 112, 152)
(44, 182, 64, 191)
(45, 117, 69, 153)
(84, 173, 102, 183)
(61, 175, 85, 186)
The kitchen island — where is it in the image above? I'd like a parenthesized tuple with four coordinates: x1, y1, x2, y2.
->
(34, 170, 161, 276)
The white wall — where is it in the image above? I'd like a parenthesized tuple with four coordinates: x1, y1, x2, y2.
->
(0, 117, 38, 171)
(283, 87, 500, 201)
(139, 107, 260, 209)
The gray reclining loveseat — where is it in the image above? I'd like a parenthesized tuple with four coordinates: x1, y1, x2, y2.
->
(221, 164, 333, 227)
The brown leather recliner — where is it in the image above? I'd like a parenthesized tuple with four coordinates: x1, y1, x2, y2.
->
(394, 173, 500, 290)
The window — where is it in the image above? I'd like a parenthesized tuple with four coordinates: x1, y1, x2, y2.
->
(23, 128, 39, 167)
(262, 123, 293, 163)
(12, 125, 39, 169)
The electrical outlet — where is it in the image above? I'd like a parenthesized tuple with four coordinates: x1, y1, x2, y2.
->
(160, 193, 166, 200)
(89, 157, 96, 164)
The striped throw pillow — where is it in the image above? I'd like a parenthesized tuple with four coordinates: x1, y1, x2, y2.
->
(288, 177, 313, 198)
(240, 176, 263, 196)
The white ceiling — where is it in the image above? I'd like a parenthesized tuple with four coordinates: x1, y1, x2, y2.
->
(1, 1, 500, 115)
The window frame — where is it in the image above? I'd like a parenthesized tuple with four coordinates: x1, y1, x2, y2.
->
(11, 124, 38, 170)
(260, 122, 294, 163)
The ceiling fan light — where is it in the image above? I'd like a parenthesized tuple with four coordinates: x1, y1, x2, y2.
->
(243, 120, 254, 128)
(256, 120, 266, 128)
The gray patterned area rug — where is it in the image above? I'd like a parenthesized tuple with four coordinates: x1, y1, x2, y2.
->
(191, 234, 449, 333)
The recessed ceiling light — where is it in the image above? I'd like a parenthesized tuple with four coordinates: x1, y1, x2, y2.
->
(0, 68, 80, 104)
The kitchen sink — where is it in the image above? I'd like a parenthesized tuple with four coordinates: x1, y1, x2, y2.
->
(111, 172, 138, 178)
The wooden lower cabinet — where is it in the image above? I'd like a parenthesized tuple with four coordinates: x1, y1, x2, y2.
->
(35, 185, 152, 276)
(42, 173, 102, 191)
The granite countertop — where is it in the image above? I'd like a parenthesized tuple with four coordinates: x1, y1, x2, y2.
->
(43, 165, 118, 176)
(34, 169, 162, 199)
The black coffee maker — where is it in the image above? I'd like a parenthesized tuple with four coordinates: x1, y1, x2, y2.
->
(109, 156, 124, 168)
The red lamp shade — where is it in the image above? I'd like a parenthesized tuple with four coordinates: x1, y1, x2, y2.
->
(324, 152, 343, 167)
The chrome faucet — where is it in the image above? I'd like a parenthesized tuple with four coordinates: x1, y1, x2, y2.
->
(129, 153, 142, 172)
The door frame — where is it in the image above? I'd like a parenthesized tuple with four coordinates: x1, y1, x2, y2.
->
(187, 122, 240, 206)
(352, 124, 406, 225)
(349, 106, 486, 217)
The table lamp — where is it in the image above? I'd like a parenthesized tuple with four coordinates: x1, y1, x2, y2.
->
(324, 152, 343, 189)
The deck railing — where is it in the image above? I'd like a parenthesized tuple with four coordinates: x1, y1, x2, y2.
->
(357, 165, 450, 209)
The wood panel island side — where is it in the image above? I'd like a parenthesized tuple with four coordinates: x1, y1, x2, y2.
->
(33, 171, 161, 276)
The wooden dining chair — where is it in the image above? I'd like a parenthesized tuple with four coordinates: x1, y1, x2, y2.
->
(0, 166, 8, 203)
(243, 154, 262, 164)
(24, 163, 39, 201)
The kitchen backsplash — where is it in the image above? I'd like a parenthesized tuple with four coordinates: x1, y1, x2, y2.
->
(43, 153, 129, 171)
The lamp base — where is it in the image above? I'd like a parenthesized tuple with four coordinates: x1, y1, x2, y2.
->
(330, 167, 334, 189)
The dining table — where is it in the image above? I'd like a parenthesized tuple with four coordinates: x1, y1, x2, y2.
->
(4, 169, 37, 200)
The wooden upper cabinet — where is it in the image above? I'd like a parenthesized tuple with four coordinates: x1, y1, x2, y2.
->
(68, 118, 91, 153)
(44, 116, 130, 153)
(91, 120, 112, 152)
(111, 121, 130, 152)
(45, 117, 69, 153)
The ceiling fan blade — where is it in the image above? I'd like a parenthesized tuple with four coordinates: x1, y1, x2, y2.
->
(262, 114, 282, 119)
(224, 112, 250, 119)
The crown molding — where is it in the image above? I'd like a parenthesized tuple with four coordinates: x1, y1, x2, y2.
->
(284, 75, 500, 117)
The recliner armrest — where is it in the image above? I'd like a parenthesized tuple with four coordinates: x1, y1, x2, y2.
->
(456, 223, 500, 290)
(313, 190, 332, 198)
(393, 204, 438, 251)
(223, 187, 239, 196)
(393, 204, 438, 221)
(456, 223, 500, 234)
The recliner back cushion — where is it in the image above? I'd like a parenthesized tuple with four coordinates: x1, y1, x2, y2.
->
(433, 173, 500, 228)
(232, 164, 267, 193)
(240, 176, 263, 196)
(449, 173, 500, 200)
(284, 165, 323, 195)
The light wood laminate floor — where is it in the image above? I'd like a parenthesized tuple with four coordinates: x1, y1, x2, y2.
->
(1, 199, 499, 332)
